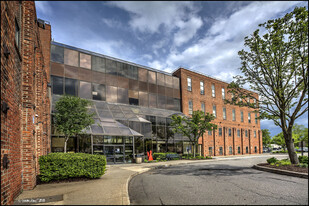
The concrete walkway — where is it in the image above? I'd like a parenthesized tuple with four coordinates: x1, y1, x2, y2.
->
(14, 153, 297, 205)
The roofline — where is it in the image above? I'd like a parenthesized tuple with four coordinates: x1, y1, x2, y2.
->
(173, 67, 258, 94)
(51, 41, 173, 76)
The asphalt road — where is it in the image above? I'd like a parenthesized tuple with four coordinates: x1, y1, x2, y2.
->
(129, 155, 308, 205)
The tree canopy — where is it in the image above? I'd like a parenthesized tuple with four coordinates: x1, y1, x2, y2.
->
(171, 110, 217, 157)
(225, 7, 308, 164)
(54, 95, 95, 153)
(262, 129, 272, 148)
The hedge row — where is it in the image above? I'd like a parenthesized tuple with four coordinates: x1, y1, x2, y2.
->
(153, 152, 178, 160)
(39, 153, 106, 182)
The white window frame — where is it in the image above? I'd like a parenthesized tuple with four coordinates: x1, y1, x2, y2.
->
(200, 81, 204, 95)
(187, 77, 192, 91)
(211, 84, 215, 97)
(222, 88, 225, 99)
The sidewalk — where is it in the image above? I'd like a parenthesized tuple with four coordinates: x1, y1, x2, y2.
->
(13, 153, 293, 205)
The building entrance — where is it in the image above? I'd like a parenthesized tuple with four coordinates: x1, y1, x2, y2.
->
(104, 145, 125, 164)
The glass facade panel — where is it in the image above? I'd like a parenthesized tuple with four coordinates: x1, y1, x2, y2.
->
(129, 90, 139, 99)
(65, 78, 78, 96)
(78, 68, 92, 82)
(165, 87, 173, 97)
(173, 89, 180, 98)
(106, 59, 117, 75)
(158, 85, 165, 96)
(92, 71, 105, 84)
(149, 84, 157, 93)
(65, 65, 79, 79)
(149, 93, 157, 108)
(64, 49, 79, 67)
(174, 98, 181, 111)
(92, 56, 105, 73)
(118, 62, 128, 77)
(173, 77, 180, 89)
(91, 125, 103, 134)
(105, 74, 118, 87)
(139, 91, 148, 107)
(117, 76, 129, 89)
(80, 53, 91, 69)
(157, 95, 165, 109)
(166, 97, 174, 110)
(165, 75, 173, 88)
(92, 83, 106, 101)
(51, 62, 64, 77)
(117, 87, 128, 104)
(129, 79, 139, 90)
(139, 68, 148, 82)
(148, 71, 156, 84)
(106, 86, 117, 103)
(79, 81, 92, 99)
(157, 73, 165, 86)
(51, 45, 64, 64)
(128, 65, 138, 80)
(139, 81, 148, 92)
(93, 135, 104, 144)
(52, 76, 64, 95)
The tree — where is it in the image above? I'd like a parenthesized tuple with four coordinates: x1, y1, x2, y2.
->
(262, 129, 272, 148)
(271, 132, 286, 150)
(226, 7, 308, 164)
(292, 124, 308, 155)
(54, 95, 95, 153)
(171, 110, 217, 157)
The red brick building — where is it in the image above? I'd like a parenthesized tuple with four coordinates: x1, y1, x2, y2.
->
(1, 1, 51, 205)
(173, 68, 262, 157)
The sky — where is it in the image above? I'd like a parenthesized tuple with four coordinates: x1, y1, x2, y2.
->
(35, 1, 308, 137)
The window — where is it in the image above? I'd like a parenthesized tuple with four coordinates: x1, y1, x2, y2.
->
(255, 146, 257, 153)
(241, 111, 244, 122)
(201, 102, 205, 113)
(64, 49, 79, 67)
(238, 147, 241, 154)
(219, 128, 222, 136)
(188, 100, 193, 115)
(65, 78, 78, 96)
(232, 109, 236, 121)
(247, 97, 250, 103)
(15, 19, 20, 49)
(200, 81, 204, 95)
(51, 76, 63, 95)
(129, 98, 139, 105)
(79, 81, 91, 99)
(187, 77, 192, 91)
(211, 84, 215, 97)
(253, 98, 257, 107)
(229, 147, 232, 155)
(92, 83, 106, 101)
(222, 88, 225, 99)
(255, 113, 258, 124)
(219, 147, 223, 155)
(213, 105, 216, 118)
(92, 56, 105, 73)
(223, 107, 226, 120)
(209, 147, 213, 156)
(51, 45, 64, 64)
(245, 130, 248, 137)
(208, 130, 212, 135)
(248, 112, 251, 123)
(228, 128, 232, 137)
(254, 130, 257, 138)
(246, 146, 249, 153)
(237, 129, 240, 137)
(117, 88, 129, 104)
(80, 53, 91, 69)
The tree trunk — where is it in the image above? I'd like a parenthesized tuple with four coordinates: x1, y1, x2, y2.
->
(64, 137, 68, 153)
(285, 132, 298, 164)
(193, 143, 196, 158)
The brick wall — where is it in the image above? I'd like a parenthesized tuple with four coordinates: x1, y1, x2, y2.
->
(1, 1, 51, 205)
(173, 68, 262, 157)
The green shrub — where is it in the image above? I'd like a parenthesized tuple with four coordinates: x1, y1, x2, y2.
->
(298, 156, 308, 164)
(205, 156, 212, 159)
(39, 153, 106, 182)
(153, 152, 178, 161)
(278, 159, 291, 166)
(267, 157, 278, 164)
(299, 163, 308, 168)
(195, 155, 206, 159)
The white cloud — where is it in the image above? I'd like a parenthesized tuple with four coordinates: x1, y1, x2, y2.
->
(101, 18, 122, 29)
(35, 1, 52, 16)
(108, 2, 196, 33)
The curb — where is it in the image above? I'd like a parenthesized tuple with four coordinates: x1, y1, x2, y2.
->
(252, 165, 308, 179)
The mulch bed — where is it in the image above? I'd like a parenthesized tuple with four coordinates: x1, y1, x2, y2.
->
(257, 163, 308, 174)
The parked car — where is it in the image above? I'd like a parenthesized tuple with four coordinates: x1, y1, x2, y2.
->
(263, 148, 271, 153)
(271, 148, 281, 153)
(297, 147, 308, 152)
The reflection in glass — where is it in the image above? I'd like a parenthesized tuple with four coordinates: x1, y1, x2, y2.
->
(157, 73, 165, 86)
(65, 78, 78, 96)
(79, 81, 92, 99)
(165, 75, 173, 88)
(51, 45, 64, 64)
(106, 86, 118, 103)
(117, 87, 129, 104)
(128, 65, 138, 80)
(157, 95, 165, 109)
(52, 75, 63, 95)
(148, 93, 157, 108)
(106, 59, 117, 75)
(92, 83, 106, 101)
(138, 68, 148, 82)
(92, 56, 105, 73)
(173, 77, 180, 89)
(129, 79, 139, 90)
(80, 53, 91, 69)
(93, 135, 104, 144)
(148, 71, 156, 84)
(64, 49, 79, 67)
(139, 91, 148, 107)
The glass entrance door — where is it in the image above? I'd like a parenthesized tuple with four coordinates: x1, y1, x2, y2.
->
(104, 145, 125, 163)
